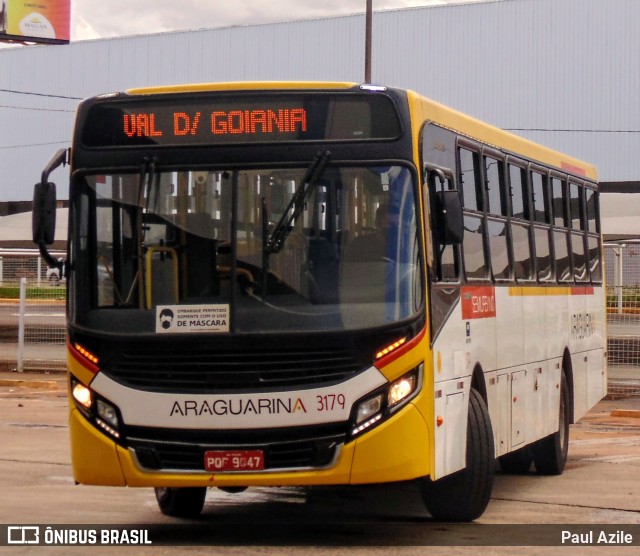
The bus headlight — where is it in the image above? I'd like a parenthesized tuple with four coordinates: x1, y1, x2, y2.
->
(97, 399, 119, 429)
(72, 382, 92, 409)
(355, 393, 384, 425)
(70, 376, 123, 440)
(388, 373, 418, 408)
(350, 365, 422, 438)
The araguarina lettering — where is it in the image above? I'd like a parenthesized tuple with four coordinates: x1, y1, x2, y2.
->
(170, 397, 307, 417)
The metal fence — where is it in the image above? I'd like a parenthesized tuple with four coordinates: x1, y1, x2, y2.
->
(605, 242, 640, 397)
(0, 249, 66, 372)
(0, 247, 639, 383)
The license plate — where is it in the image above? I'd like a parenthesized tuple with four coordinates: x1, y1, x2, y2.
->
(204, 450, 265, 472)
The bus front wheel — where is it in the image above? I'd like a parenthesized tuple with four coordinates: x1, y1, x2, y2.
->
(154, 487, 207, 518)
(420, 388, 495, 522)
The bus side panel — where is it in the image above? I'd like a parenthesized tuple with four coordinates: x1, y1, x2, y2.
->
(569, 288, 589, 420)
(545, 358, 563, 436)
(525, 361, 548, 443)
(496, 287, 523, 370)
(432, 299, 471, 480)
(545, 289, 569, 362)
(587, 286, 607, 409)
(522, 290, 547, 364)
(587, 348, 606, 410)
(434, 378, 468, 477)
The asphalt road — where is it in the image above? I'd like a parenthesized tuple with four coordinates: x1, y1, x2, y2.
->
(1, 379, 640, 555)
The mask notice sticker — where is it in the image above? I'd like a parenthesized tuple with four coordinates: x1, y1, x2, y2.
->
(156, 304, 230, 334)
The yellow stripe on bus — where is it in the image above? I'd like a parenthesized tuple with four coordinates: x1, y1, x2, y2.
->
(508, 286, 595, 296)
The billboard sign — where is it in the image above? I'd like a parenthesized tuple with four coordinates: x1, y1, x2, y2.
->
(0, 0, 70, 44)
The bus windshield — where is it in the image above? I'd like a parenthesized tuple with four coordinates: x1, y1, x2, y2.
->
(82, 162, 422, 333)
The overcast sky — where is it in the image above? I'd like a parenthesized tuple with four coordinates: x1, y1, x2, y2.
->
(71, 0, 489, 41)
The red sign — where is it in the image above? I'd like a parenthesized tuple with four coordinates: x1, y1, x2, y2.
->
(204, 450, 265, 472)
(461, 286, 496, 320)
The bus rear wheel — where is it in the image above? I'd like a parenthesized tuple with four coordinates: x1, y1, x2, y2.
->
(420, 388, 495, 522)
(532, 372, 570, 475)
(154, 487, 207, 518)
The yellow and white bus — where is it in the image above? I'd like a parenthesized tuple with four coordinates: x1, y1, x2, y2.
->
(33, 82, 605, 521)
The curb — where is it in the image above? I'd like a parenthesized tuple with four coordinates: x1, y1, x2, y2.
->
(610, 409, 640, 419)
(0, 378, 62, 390)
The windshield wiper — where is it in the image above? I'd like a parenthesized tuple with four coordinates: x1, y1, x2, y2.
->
(265, 150, 331, 255)
(133, 157, 157, 308)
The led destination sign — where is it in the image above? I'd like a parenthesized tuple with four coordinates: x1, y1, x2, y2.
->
(81, 93, 402, 148)
(123, 107, 308, 138)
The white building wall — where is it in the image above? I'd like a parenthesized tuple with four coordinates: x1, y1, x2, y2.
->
(1, 0, 639, 201)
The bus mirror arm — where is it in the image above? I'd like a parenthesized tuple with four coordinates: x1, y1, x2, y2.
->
(40, 148, 69, 186)
(32, 148, 69, 273)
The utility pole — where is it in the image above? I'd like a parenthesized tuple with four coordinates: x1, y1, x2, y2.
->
(365, 0, 372, 83)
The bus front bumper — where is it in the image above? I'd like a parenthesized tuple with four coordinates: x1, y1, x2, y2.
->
(69, 403, 430, 488)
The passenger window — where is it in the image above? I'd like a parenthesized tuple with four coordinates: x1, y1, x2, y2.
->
(459, 148, 481, 211)
(534, 226, 553, 281)
(588, 235, 602, 283)
(439, 245, 459, 282)
(463, 214, 487, 279)
(487, 219, 510, 280)
(572, 231, 587, 281)
(484, 156, 506, 216)
(569, 182, 584, 230)
(551, 177, 568, 228)
(509, 164, 528, 220)
(511, 222, 532, 280)
(531, 171, 549, 224)
(585, 188, 598, 233)
(554, 230, 572, 282)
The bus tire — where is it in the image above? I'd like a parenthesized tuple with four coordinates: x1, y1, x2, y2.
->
(498, 445, 533, 474)
(154, 487, 207, 518)
(531, 372, 570, 475)
(420, 388, 495, 522)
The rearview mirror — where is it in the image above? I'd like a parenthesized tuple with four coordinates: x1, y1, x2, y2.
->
(427, 168, 463, 246)
(32, 181, 57, 245)
(433, 189, 463, 245)
(32, 148, 68, 272)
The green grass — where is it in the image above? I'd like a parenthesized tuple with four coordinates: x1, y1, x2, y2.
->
(0, 286, 66, 300)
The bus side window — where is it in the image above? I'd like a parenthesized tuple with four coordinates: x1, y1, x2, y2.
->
(459, 148, 481, 211)
(508, 162, 532, 281)
(585, 187, 602, 283)
(551, 177, 571, 282)
(531, 170, 553, 281)
(487, 218, 510, 280)
(509, 164, 529, 220)
(459, 147, 488, 280)
(569, 182, 587, 281)
(484, 155, 507, 217)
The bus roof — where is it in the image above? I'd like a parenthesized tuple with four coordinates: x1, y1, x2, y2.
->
(125, 81, 359, 96)
(407, 90, 597, 181)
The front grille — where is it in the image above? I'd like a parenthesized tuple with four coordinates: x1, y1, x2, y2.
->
(130, 435, 343, 472)
(102, 345, 364, 392)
